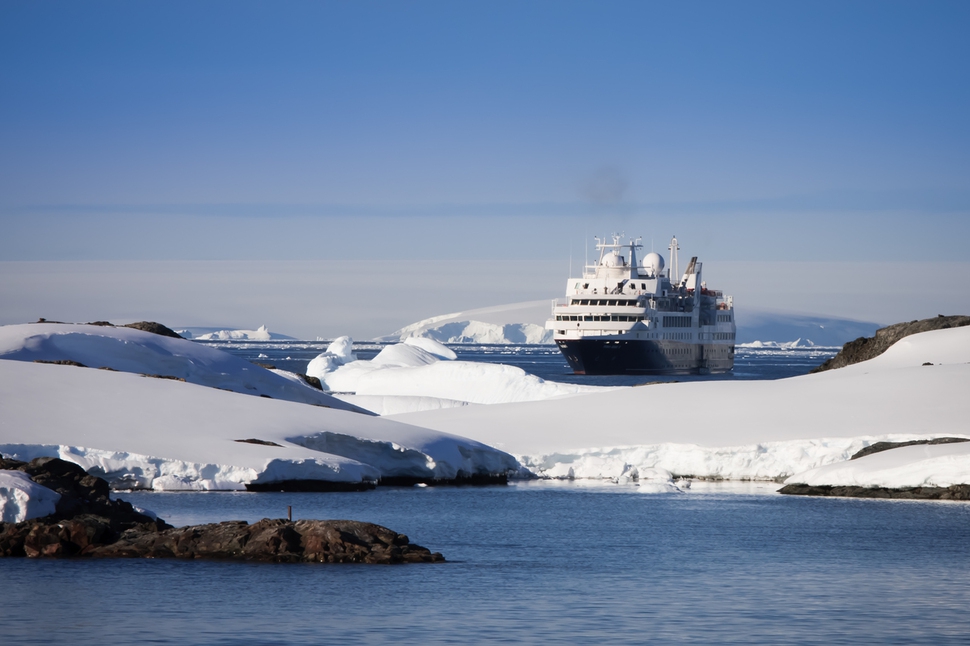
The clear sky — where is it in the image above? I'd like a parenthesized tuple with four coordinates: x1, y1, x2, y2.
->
(2, 1, 969, 337)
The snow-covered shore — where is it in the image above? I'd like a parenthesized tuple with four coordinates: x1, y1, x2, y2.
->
(390, 326, 970, 486)
(0, 356, 519, 491)
(2, 321, 967, 495)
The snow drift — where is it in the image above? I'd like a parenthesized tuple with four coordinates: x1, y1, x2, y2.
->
(306, 336, 606, 407)
(0, 323, 365, 413)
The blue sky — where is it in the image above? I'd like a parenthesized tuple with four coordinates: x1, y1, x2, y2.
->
(2, 1, 969, 335)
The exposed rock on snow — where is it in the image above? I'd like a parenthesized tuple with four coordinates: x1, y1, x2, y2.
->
(0, 323, 366, 412)
(812, 314, 970, 372)
(306, 337, 606, 407)
(849, 437, 969, 461)
(33, 319, 184, 339)
(0, 458, 444, 563)
(782, 441, 970, 491)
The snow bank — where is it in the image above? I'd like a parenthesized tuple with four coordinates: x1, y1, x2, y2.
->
(306, 337, 607, 405)
(377, 300, 555, 344)
(520, 435, 964, 481)
(0, 470, 61, 523)
(393, 327, 970, 481)
(785, 442, 970, 489)
(0, 360, 519, 490)
(0, 323, 365, 413)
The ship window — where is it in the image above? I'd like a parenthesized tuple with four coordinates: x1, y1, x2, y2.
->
(584, 315, 592, 321)
(583, 284, 589, 289)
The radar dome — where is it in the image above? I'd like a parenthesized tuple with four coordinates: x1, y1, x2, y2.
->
(601, 251, 624, 268)
(641, 252, 665, 277)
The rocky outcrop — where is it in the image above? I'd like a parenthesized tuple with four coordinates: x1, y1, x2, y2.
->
(122, 321, 183, 339)
(95, 518, 443, 563)
(811, 315, 970, 373)
(30, 319, 183, 339)
(0, 457, 443, 563)
(778, 483, 970, 500)
(849, 437, 970, 461)
(0, 456, 167, 557)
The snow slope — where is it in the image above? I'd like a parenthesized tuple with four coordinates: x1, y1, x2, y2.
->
(0, 360, 519, 491)
(785, 442, 970, 489)
(0, 323, 365, 413)
(0, 470, 61, 523)
(376, 300, 555, 344)
(391, 327, 970, 481)
(306, 336, 607, 406)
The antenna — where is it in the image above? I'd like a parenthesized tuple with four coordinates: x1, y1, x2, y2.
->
(668, 235, 680, 283)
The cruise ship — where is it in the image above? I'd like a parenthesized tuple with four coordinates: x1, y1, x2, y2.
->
(546, 235, 736, 375)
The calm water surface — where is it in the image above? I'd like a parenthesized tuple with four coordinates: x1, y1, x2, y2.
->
(3, 483, 968, 645)
(200, 340, 838, 386)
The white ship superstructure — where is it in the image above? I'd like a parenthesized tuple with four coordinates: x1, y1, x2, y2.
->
(546, 235, 736, 374)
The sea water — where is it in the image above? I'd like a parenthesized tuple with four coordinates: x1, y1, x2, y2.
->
(2, 483, 968, 645)
(199, 340, 839, 386)
(6, 347, 965, 643)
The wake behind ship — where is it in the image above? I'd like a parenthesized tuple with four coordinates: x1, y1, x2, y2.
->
(546, 235, 736, 375)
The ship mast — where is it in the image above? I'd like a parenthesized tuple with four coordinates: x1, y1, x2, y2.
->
(668, 236, 680, 284)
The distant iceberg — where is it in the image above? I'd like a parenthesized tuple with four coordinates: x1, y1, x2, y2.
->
(377, 300, 555, 344)
(178, 325, 296, 341)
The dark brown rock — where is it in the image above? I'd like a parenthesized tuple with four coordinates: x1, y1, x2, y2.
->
(778, 483, 970, 500)
(0, 455, 443, 564)
(299, 374, 323, 390)
(850, 437, 970, 460)
(122, 321, 183, 339)
(90, 518, 442, 564)
(33, 359, 87, 368)
(812, 315, 970, 373)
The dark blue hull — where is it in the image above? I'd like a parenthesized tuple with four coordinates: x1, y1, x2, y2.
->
(556, 338, 734, 375)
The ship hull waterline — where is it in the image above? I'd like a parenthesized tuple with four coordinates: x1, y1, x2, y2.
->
(556, 338, 735, 376)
